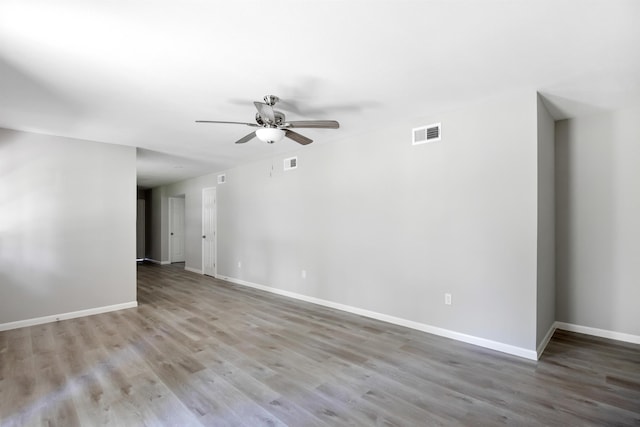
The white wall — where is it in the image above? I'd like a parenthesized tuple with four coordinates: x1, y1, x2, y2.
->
(149, 91, 559, 353)
(213, 91, 540, 351)
(0, 128, 137, 325)
(536, 96, 556, 347)
(556, 103, 640, 336)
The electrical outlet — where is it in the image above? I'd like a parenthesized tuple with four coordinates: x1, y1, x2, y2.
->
(237, 261, 242, 268)
(445, 293, 452, 305)
(301, 270, 307, 279)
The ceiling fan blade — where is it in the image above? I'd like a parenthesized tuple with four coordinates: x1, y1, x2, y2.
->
(285, 120, 340, 129)
(285, 129, 313, 145)
(196, 120, 258, 127)
(254, 102, 276, 123)
(234, 131, 257, 144)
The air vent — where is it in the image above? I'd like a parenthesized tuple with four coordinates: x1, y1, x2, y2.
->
(284, 156, 297, 171)
(217, 174, 226, 184)
(412, 123, 441, 145)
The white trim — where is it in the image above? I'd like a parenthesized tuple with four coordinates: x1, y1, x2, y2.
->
(555, 321, 640, 345)
(145, 258, 170, 265)
(0, 301, 138, 332)
(218, 276, 538, 360)
(536, 322, 557, 358)
(185, 266, 203, 275)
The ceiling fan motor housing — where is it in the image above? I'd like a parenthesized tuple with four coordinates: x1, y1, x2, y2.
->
(256, 111, 285, 126)
(264, 95, 279, 105)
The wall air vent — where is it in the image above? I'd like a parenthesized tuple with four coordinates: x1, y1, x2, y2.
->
(412, 123, 441, 145)
(284, 156, 297, 171)
(217, 174, 226, 184)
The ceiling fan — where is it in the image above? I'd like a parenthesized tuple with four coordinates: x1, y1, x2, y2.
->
(196, 95, 339, 145)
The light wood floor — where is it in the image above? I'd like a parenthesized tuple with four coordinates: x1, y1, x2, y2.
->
(1, 263, 639, 426)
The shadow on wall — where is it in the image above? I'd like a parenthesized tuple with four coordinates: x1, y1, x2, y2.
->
(135, 148, 225, 189)
(0, 56, 85, 132)
(555, 116, 615, 328)
(0, 158, 64, 323)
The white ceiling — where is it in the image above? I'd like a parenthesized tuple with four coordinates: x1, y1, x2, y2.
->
(2, 0, 639, 188)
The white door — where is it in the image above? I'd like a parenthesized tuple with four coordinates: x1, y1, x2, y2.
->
(202, 187, 216, 276)
(169, 197, 185, 263)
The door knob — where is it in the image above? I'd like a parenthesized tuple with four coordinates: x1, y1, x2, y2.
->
(202, 235, 206, 238)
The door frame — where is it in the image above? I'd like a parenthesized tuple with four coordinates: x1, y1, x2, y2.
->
(202, 187, 217, 277)
(168, 196, 186, 264)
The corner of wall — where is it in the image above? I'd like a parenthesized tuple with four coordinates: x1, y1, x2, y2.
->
(535, 95, 557, 349)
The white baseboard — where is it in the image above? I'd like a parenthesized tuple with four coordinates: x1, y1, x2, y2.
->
(536, 322, 557, 358)
(219, 275, 538, 361)
(185, 266, 203, 274)
(145, 258, 170, 265)
(555, 321, 640, 345)
(0, 301, 138, 332)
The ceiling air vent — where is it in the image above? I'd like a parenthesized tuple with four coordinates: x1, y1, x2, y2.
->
(217, 174, 226, 184)
(412, 123, 441, 145)
(284, 156, 297, 171)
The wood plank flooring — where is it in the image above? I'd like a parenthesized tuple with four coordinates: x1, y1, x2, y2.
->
(1, 262, 639, 426)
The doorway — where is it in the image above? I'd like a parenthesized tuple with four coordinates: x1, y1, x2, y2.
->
(136, 199, 145, 261)
(168, 196, 185, 263)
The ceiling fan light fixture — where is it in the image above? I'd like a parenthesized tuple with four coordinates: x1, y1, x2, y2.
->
(256, 127, 285, 144)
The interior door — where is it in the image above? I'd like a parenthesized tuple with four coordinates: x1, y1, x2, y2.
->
(169, 197, 185, 263)
(202, 187, 216, 276)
